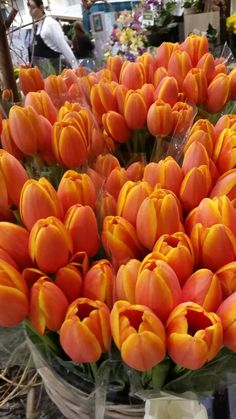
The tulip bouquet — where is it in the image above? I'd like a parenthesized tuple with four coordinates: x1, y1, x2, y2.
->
(1, 34, 236, 416)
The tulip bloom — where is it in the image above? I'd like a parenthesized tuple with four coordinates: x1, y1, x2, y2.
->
(117, 180, 152, 226)
(154, 76, 179, 106)
(0, 222, 31, 269)
(180, 34, 209, 67)
(115, 259, 141, 303)
(204, 73, 230, 113)
(105, 167, 128, 201)
(55, 263, 83, 303)
(29, 277, 69, 335)
(136, 189, 183, 250)
(185, 196, 236, 237)
(101, 215, 144, 270)
(60, 298, 111, 363)
(111, 300, 166, 371)
(182, 141, 209, 176)
(214, 114, 236, 141)
(147, 99, 173, 137)
(153, 66, 168, 88)
(106, 55, 123, 80)
(94, 153, 120, 178)
(137, 52, 156, 84)
(119, 61, 146, 90)
(213, 128, 236, 174)
(141, 83, 155, 108)
(167, 50, 192, 89)
(181, 269, 222, 312)
(126, 161, 145, 182)
(180, 165, 212, 212)
(8, 105, 42, 155)
(229, 67, 236, 100)
(166, 302, 223, 370)
(153, 232, 194, 286)
(191, 223, 236, 272)
(124, 90, 147, 130)
(217, 293, 236, 351)
(44, 75, 68, 108)
(135, 253, 182, 322)
(171, 102, 194, 137)
(215, 262, 236, 299)
(57, 170, 96, 214)
(182, 68, 208, 104)
(210, 169, 236, 203)
(29, 216, 73, 273)
(20, 177, 63, 230)
(143, 159, 183, 197)
(90, 82, 117, 124)
(155, 42, 180, 69)
(1, 119, 23, 160)
(52, 120, 88, 169)
(83, 259, 115, 309)
(0, 260, 29, 327)
(102, 111, 132, 143)
(197, 52, 215, 83)
(115, 84, 128, 116)
(184, 119, 214, 157)
(64, 204, 99, 257)
(24, 90, 57, 124)
(19, 66, 44, 95)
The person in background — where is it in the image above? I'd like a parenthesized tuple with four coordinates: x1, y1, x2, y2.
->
(27, 0, 76, 76)
(71, 21, 95, 69)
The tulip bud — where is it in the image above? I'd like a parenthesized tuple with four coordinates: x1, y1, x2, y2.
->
(124, 90, 147, 130)
(210, 169, 236, 202)
(136, 252, 182, 322)
(182, 68, 208, 104)
(102, 111, 132, 143)
(24, 90, 57, 125)
(30, 277, 69, 335)
(115, 259, 141, 303)
(167, 302, 223, 370)
(55, 263, 83, 303)
(0, 222, 31, 269)
(217, 293, 236, 351)
(215, 262, 236, 299)
(119, 61, 146, 90)
(155, 42, 180, 69)
(213, 128, 236, 174)
(117, 180, 152, 226)
(184, 119, 214, 157)
(83, 259, 115, 309)
(60, 298, 111, 363)
(197, 52, 215, 83)
(126, 161, 145, 182)
(29, 216, 73, 273)
(153, 66, 168, 88)
(64, 204, 99, 257)
(44, 75, 68, 108)
(171, 101, 194, 137)
(214, 114, 236, 141)
(111, 300, 166, 371)
(1, 119, 23, 160)
(106, 55, 123, 80)
(182, 141, 209, 175)
(147, 99, 173, 137)
(168, 50, 192, 89)
(180, 34, 209, 67)
(204, 73, 230, 114)
(180, 165, 212, 212)
(19, 66, 44, 95)
(154, 76, 179, 107)
(105, 167, 128, 201)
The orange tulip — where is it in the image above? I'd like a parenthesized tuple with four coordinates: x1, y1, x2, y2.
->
(110, 300, 166, 371)
(214, 114, 236, 141)
(19, 66, 44, 95)
(55, 263, 83, 303)
(24, 90, 57, 124)
(29, 216, 73, 273)
(106, 55, 123, 80)
(22, 268, 45, 289)
(8, 105, 42, 155)
(229, 67, 236, 100)
(185, 196, 236, 237)
(0, 260, 29, 327)
(153, 232, 194, 285)
(154, 76, 179, 106)
(147, 99, 173, 137)
(123, 90, 147, 130)
(115, 258, 141, 303)
(182, 141, 209, 175)
(117, 180, 152, 226)
(119, 61, 146, 90)
(90, 82, 117, 124)
(52, 120, 88, 168)
(204, 73, 230, 114)
(115, 84, 128, 116)
(215, 262, 236, 299)
(95, 191, 117, 229)
(0, 248, 19, 270)
(94, 153, 120, 178)
(191, 223, 236, 271)
(57, 170, 96, 214)
(56, 102, 81, 121)
(180, 165, 212, 212)
(101, 215, 144, 270)
(213, 128, 236, 174)
(126, 161, 145, 182)
(184, 119, 215, 157)
(1, 119, 24, 160)
(0, 222, 31, 269)
(37, 115, 55, 164)
(197, 52, 215, 83)
(140, 83, 155, 108)
(182, 68, 208, 104)
(105, 167, 128, 201)
(29, 277, 68, 335)
(181, 269, 222, 312)
(20, 177, 63, 230)
(153, 66, 168, 88)
(171, 101, 194, 137)
(136, 188, 183, 250)
(64, 204, 99, 257)
(60, 298, 111, 363)
(61, 68, 79, 88)
(44, 75, 68, 108)
(167, 50, 192, 89)
(83, 259, 115, 309)
(210, 169, 236, 203)
(180, 34, 209, 66)
(217, 293, 236, 351)
(166, 302, 223, 369)
(137, 52, 156, 84)
(144, 158, 183, 197)
(155, 42, 180, 69)
(102, 111, 132, 143)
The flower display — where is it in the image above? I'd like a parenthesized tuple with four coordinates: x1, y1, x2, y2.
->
(1, 33, 236, 411)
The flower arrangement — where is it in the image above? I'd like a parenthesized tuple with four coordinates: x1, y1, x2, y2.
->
(1, 33, 236, 416)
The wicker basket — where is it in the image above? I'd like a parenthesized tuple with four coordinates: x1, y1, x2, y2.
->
(28, 339, 145, 419)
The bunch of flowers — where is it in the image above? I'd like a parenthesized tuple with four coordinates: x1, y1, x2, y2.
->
(227, 13, 236, 35)
(1, 34, 236, 410)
